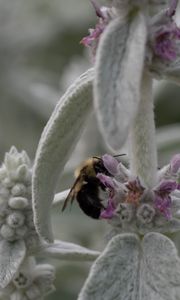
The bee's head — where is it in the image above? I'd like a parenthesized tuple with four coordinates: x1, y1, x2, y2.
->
(93, 157, 112, 176)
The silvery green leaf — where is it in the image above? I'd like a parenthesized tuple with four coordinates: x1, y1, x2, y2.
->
(32, 69, 94, 242)
(78, 232, 180, 300)
(38, 240, 100, 261)
(78, 233, 140, 300)
(94, 11, 147, 150)
(141, 232, 180, 300)
(0, 240, 26, 288)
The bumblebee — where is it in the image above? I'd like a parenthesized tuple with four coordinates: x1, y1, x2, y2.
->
(62, 156, 112, 219)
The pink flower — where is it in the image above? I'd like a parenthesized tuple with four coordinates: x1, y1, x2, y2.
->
(125, 178, 145, 205)
(154, 24, 180, 61)
(154, 195, 172, 219)
(100, 200, 116, 219)
(96, 173, 116, 200)
(154, 180, 178, 219)
(170, 153, 180, 174)
(102, 154, 119, 175)
(166, 0, 178, 17)
(97, 173, 118, 219)
(80, 1, 113, 56)
(152, 0, 180, 61)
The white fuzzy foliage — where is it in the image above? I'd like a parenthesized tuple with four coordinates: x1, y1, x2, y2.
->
(141, 232, 180, 300)
(94, 11, 147, 151)
(78, 233, 180, 300)
(39, 240, 100, 261)
(32, 69, 94, 242)
(0, 240, 26, 288)
(129, 74, 157, 187)
(78, 233, 140, 300)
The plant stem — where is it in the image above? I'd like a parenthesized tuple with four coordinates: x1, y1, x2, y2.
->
(129, 72, 157, 188)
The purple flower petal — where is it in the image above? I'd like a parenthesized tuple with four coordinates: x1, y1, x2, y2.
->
(177, 183, 180, 190)
(154, 25, 180, 61)
(170, 154, 180, 174)
(102, 154, 119, 175)
(80, 3, 113, 56)
(152, 0, 180, 62)
(166, 0, 178, 17)
(157, 180, 177, 193)
(100, 200, 115, 219)
(90, 0, 105, 19)
(154, 194, 172, 219)
(96, 173, 115, 190)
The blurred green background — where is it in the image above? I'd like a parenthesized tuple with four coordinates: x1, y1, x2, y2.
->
(1, 0, 180, 299)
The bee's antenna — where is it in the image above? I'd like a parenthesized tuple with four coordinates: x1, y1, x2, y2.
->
(113, 154, 126, 157)
(92, 156, 102, 160)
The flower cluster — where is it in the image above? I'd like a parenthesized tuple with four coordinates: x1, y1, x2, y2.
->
(0, 147, 56, 300)
(0, 146, 39, 249)
(80, 0, 116, 56)
(1, 257, 55, 300)
(81, 0, 180, 78)
(148, 0, 180, 74)
(96, 154, 180, 234)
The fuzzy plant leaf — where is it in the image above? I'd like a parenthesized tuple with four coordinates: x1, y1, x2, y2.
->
(39, 240, 100, 261)
(94, 11, 147, 151)
(32, 69, 94, 242)
(0, 240, 26, 288)
(78, 232, 180, 300)
(78, 233, 140, 300)
(141, 232, 180, 300)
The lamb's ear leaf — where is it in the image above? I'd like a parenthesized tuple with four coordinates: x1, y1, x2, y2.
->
(32, 69, 94, 242)
(78, 233, 140, 300)
(141, 232, 180, 300)
(0, 240, 26, 288)
(94, 11, 147, 151)
(78, 232, 180, 300)
(38, 240, 100, 261)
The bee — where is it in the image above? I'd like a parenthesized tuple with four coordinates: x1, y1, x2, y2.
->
(62, 155, 124, 219)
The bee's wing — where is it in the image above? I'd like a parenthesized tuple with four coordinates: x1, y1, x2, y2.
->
(61, 177, 79, 212)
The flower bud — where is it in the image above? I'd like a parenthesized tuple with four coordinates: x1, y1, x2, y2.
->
(170, 154, 180, 174)
(136, 203, 155, 224)
(2, 178, 13, 188)
(0, 224, 15, 240)
(16, 165, 31, 183)
(13, 272, 31, 289)
(115, 203, 133, 222)
(8, 197, 28, 209)
(6, 212, 25, 228)
(11, 183, 27, 197)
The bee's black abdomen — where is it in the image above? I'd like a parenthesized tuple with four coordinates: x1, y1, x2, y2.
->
(76, 177, 103, 219)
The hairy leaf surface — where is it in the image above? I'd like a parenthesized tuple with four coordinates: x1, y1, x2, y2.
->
(32, 69, 94, 242)
(78, 233, 180, 300)
(94, 12, 147, 150)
